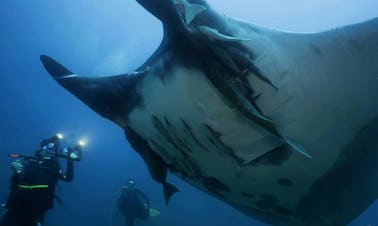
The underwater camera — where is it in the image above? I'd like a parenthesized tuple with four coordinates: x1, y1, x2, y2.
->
(55, 141, 84, 161)
(55, 139, 84, 162)
(8, 133, 84, 161)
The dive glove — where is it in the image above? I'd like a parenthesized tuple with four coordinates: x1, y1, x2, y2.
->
(10, 160, 23, 174)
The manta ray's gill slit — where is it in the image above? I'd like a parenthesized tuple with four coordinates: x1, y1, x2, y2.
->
(150, 135, 202, 179)
(151, 136, 189, 166)
(163, 117, 193, 153)
(177, 155, 203, 178)
(148, 139, 175, 162)
(254, 193, 278, 210)
(180, 118, 211, 152)
(151, 115, 189, 155)
(150, 115, 222, 180)
(201, 123, 245, 165)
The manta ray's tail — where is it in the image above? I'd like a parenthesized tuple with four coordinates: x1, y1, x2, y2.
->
(163, 181, 179, 205)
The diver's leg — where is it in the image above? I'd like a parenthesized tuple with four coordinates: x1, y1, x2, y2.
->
(142, 207, 149, 219)
(126, 216, 136, 226)
(0, 210, 12, 226)
(0, 209, 22, 226)
(36, 209, 46, 226)
(0, 209, 37, 226)
(23, 212, 40, 226)
(20, 208, 45, 226)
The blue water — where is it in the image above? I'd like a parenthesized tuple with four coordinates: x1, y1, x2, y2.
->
(1, 1, 377, 226)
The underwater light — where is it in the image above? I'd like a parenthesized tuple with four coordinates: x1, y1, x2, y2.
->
(78, 139, 86, 147)
(56, 133, 64, 139)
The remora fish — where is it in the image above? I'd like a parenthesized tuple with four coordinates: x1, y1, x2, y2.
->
(40, 0, 378, 225)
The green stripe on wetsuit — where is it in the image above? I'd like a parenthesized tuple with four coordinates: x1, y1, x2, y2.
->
(18, 184, 49, 189)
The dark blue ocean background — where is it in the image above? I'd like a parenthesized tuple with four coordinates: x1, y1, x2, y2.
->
(1, 1, 377, 226)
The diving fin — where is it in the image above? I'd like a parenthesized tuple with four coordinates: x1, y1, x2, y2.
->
(149, 208, 161, 217)
(163, 182, 179, 205)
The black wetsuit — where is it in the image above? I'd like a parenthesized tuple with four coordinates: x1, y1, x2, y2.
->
(0, 156, 73, 226)
(118, 187, 150, 226)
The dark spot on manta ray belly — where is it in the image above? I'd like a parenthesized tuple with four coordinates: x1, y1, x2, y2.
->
(241, 192, 255, 198)
(202, 176, 230, 198)
(277, 177, 294, 187)
(272, 205, 292, 216)
(254, 193, 278, 209)
(253, 194, 292, 216)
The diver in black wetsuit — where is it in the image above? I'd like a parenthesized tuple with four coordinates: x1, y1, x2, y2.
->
(118, 180, 150, 226)
(0, 134, 82, 226)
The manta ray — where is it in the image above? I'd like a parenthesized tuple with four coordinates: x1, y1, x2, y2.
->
(40, 0, 378, 225)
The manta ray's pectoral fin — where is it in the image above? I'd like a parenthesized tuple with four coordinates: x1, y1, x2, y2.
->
(199, 25, 251, 42)
(40, 55, 136, 125)
(124, 126, 179, 205)
(40, 55, 74, 79)
(173, 0, 207, 26)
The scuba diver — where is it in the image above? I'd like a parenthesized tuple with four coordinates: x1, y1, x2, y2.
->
(0, 133, 83, 226)
(117, 180, 151, 226)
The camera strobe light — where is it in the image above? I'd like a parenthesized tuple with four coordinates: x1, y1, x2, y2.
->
(78, 139, 86, 147)
(56, 133, 64, 139)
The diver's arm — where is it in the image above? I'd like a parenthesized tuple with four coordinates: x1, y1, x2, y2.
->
(137, 189, 150, 207)
(9, 159, 26, 188)
(60, 159, 74, 182)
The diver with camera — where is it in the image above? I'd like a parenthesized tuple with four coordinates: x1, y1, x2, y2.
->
(1, 133, 84, 226)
